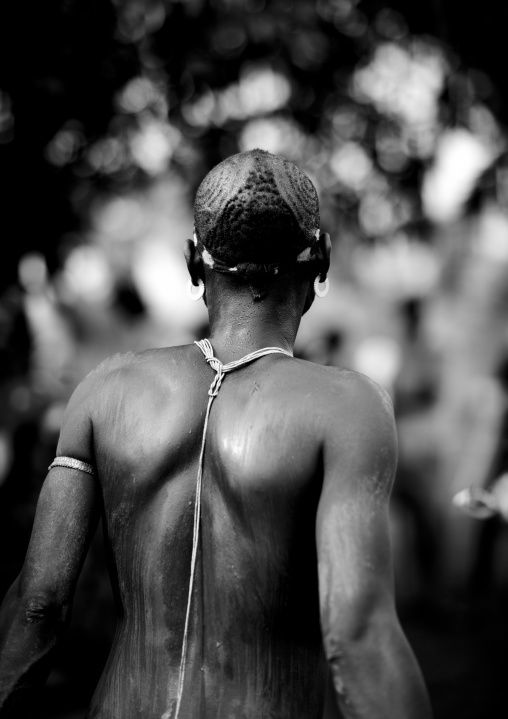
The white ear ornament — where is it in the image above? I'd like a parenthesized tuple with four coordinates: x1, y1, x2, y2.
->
(314, 276, 329, 298)
(187, 279, 205, 301)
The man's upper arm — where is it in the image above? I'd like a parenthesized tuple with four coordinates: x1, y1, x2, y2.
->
(18, 370, 103, 609)
(0, 370, 107, 713)
(316, 373, 398, 653)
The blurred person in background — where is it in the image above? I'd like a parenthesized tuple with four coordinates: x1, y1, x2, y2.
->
(0, 150, 431, 719)
(454, 353, 508, 605)
(0, 283, 35, 586)
(392, 298, 442, 607)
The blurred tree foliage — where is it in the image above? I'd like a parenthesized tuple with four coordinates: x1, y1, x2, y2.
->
(0, 0, 506, 289)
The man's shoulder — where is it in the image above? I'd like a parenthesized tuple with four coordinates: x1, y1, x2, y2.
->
(70, 345, 195, 410)
(86, 344, 193, 383)
(295, 359, 394, 423)
(296, 361, 396, 469)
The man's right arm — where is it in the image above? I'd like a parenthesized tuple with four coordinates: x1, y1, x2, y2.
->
(0, 366, 104, 717)
(316, 372, 432, 719)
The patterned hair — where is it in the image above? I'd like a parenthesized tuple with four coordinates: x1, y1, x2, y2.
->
(194, 149, 320, 277)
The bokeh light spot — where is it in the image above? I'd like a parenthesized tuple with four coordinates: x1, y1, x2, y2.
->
(423, 129, 494, 223)
(330, 142, 373, 193)
(45, 124, 85, 166)
(61, 245, 114, 304)
(18, 253, 48, 294)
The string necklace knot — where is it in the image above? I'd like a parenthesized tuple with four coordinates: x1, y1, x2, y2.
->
(205, 355, 224, 396)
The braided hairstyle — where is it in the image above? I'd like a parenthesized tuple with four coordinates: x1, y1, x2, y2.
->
(194, 149, 320, 277)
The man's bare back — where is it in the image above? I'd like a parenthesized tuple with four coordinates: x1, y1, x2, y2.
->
(62, 343, 372, 718)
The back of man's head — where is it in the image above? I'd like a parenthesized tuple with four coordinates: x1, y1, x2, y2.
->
(194, 149, 320, 277)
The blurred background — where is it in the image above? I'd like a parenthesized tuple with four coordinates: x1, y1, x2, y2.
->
(1, 1, 508, 717)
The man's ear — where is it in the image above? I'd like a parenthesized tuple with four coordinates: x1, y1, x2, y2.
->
(315, 232, 331, 279)
(183, 238, 204, 285)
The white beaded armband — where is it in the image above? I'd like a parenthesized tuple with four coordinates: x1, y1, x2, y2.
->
(48, 456, 96, 476)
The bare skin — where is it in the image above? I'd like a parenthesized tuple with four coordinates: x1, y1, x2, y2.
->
(0, 234, 432, 719)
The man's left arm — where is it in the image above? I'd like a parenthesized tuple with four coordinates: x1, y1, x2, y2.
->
(317, 373, 432, 719)
(0, 374, 102, 718)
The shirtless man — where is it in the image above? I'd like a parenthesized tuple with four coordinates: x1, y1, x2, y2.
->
(0, 150, 432, 719)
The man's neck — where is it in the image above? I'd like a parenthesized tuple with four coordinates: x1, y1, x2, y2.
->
(206, 291, 303, 363)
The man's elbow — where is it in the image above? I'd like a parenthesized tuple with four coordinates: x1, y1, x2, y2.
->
(18, 591, 71, 633)
(322, 596, 399, 661)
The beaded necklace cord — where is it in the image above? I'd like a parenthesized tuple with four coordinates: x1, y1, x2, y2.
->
(174, 339, 292, 719)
